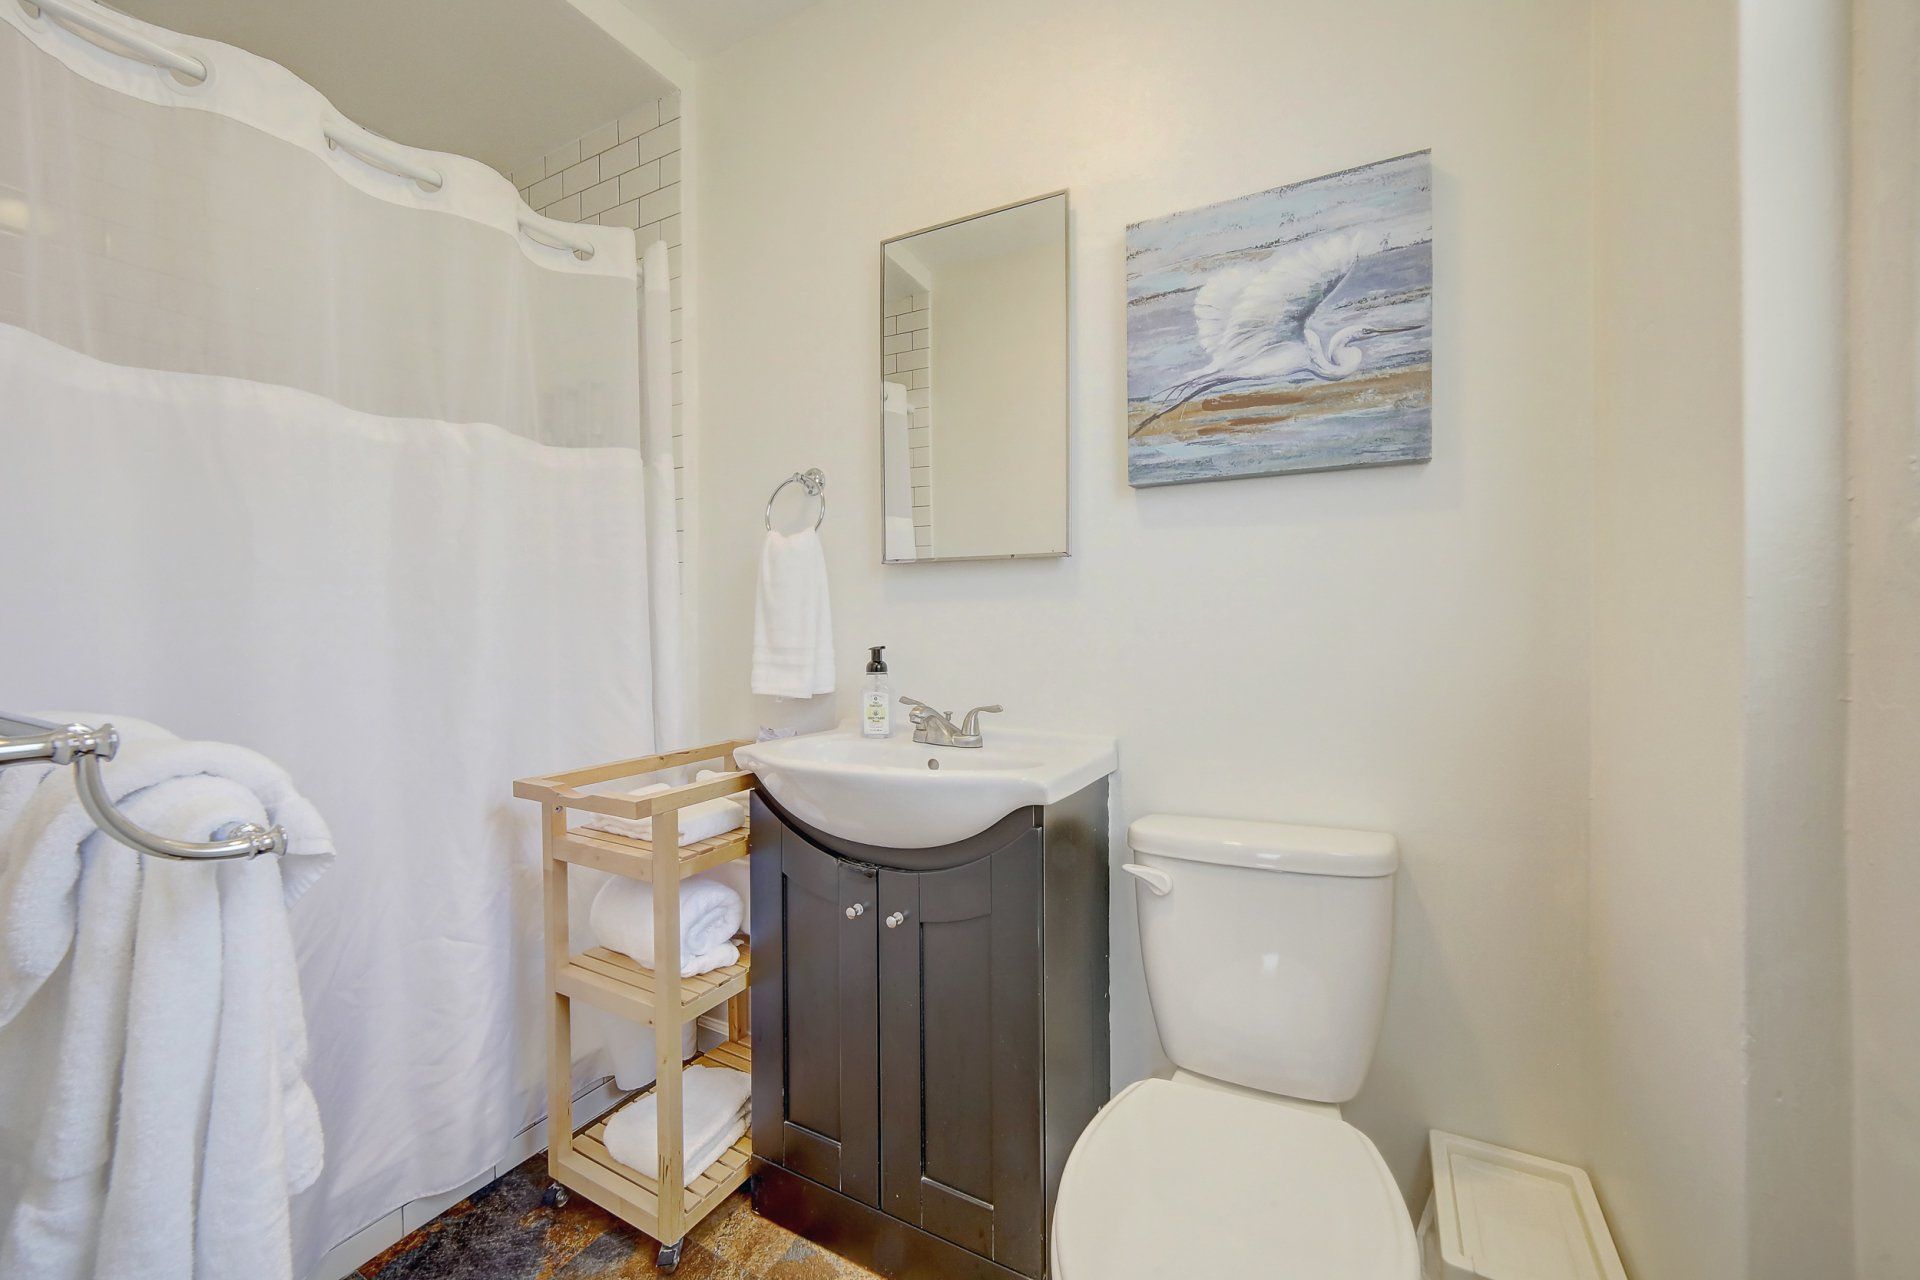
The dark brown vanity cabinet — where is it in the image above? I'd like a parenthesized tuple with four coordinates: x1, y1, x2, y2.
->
(749, 782, 1109, 1280)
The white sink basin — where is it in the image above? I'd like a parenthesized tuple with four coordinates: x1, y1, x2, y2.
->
(736, 723, 1117, 849)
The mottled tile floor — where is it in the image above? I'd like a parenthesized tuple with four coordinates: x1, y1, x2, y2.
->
(354, 1154, 879, 1280)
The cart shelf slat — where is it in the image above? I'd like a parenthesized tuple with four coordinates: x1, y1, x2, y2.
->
(556, 945, 751, 1029)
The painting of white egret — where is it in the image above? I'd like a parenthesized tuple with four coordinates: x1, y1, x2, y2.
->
(1126, 150, 1433, 486)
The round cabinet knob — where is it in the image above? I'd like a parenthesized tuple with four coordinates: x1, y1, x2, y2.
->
(885, 911, 908, 929)
(845, 903, 865, 919)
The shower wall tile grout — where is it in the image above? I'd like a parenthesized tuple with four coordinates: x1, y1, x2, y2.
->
(882, 289, 934, 553)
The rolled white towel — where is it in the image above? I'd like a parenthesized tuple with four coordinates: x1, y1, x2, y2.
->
(579, 770, 747, 846)
(590, 873, 743, 978)
(603, 1064, 750, 1186)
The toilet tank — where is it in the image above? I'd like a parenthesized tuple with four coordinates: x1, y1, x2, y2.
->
(1127, 815, 1397, 1104)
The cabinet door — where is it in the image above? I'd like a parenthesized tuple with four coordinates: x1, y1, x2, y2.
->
(877, 838, 1045, 1275)
(750, 814, 881, 1206)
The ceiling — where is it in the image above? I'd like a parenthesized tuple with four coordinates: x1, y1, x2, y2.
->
(107, 0, 679, 172)
(614, 0, 821, 59)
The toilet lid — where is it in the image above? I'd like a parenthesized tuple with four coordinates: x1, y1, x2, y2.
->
(1052, 1078, 1419, 1280)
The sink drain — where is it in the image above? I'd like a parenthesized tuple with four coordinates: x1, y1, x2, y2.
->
(926, 758, 940, 770)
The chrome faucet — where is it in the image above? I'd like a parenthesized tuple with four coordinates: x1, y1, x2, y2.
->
(899, 697, 1003, 748)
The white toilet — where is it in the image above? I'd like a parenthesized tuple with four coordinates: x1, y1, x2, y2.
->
(1050, 814, 1418, 1279)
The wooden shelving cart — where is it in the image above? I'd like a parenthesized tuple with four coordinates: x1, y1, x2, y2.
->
(513, 738, 757, 1273)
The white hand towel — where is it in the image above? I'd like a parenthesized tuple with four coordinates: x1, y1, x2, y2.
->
(603, 1065, 750, 1186)
(884, 515, 917, 562)
(0, 716, 332, 1280)
(751, 527, 835, 698)
(590, 873, 743, 978)
(579, 770, 747, 845)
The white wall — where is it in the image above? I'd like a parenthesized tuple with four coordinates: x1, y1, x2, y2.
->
(1588, 1, 1855, 1275)
(692, 0, 1595, 1195)
(925, 240, 1067, 558)
(1587, 3, 1751, 1274)
(1847, 0, 1920, 1274)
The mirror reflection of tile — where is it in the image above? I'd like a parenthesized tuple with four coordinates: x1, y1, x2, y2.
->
(881, 193, 1069, 562)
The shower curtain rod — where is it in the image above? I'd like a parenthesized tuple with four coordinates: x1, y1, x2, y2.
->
(0, 713, 287, 861)
(517, 217, 597, 261)
(17, 0, 208, 84)
(324, 123, 445, 194)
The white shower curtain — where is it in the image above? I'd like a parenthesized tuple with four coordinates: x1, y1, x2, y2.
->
(0, 4, 680, 1271)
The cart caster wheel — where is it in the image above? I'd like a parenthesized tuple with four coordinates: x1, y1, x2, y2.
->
(657, 1240, 683, 1273)
(541, 1181, 569, 1210)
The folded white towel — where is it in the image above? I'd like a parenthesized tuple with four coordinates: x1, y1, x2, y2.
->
(0, 715, 332, 1280)
(751, 527, 835, 698)
(590, 873, 743, 978)
(579, 770, 747, 846)
(603, 1065, 750, 1187)
(685, 1114, 749, 1184)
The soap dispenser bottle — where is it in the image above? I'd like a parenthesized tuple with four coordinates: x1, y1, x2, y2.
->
(862, 646, 892, 738)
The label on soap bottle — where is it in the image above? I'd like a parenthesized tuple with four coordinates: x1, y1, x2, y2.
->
(862, 688, 890, 737)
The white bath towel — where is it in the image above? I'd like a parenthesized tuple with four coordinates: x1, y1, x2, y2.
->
(590, 872, 743, 979)
(0, 716, 332, 1280)
(603, 1064, 750, 1187)
(751, 527, 835, 698)
(579, 770, 748, 845)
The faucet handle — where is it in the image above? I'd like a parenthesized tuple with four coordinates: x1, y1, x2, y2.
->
(898, 695, 939, 724)
(958, 705, 1003, 736)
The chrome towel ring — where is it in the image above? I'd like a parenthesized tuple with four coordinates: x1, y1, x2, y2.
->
(765, 468, 827, 532)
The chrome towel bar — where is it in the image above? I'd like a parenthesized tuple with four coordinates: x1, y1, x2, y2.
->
(0, 713, 286, 862)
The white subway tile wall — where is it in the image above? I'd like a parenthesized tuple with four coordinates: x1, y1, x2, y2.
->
(507, 93, 686, 557)
(882, 289, 933, 553)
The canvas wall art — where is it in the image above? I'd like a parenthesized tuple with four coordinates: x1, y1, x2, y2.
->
(1125, 150, 1434, 487)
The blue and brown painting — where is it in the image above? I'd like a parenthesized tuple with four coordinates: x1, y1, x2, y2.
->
(1126, 150, 1433, 487)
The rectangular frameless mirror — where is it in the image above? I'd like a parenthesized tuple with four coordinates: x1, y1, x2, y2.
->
(881, 191, 1069, 563)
